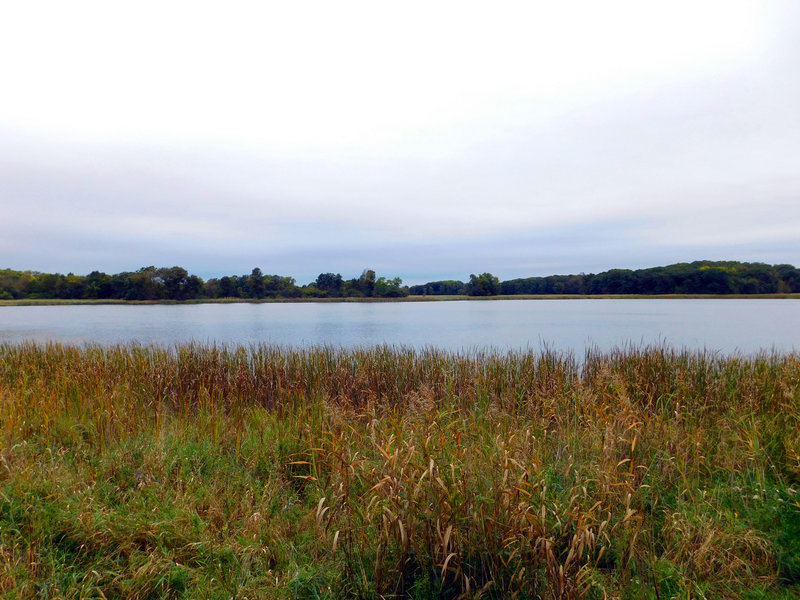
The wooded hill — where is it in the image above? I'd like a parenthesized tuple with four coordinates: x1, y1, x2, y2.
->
(410, 261, 800, 296)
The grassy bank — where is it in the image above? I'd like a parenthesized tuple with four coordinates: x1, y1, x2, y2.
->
(1, 293, 799, 307)
(1, 344, 799, 598)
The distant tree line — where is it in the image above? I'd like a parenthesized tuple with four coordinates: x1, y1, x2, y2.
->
(0, 266, 408, 301)
(408, 262, 800, 296)
(2, 261, 798, 302)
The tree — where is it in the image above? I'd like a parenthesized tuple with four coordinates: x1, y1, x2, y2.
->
(775, 264, 800, 293)
(84, 271, 113, 299)
(374, 276, 408, 297)
(409, 280, 466, 295)
(218, 276, 236, 298)
(122, 267, 160, 300)
(343, 278, 363, 297)
(315, 273, 344, 297)
(60, 273, 86, 299)
(358, 269, 377, 297)
(465, 273, 500, 296)
(184, 275, 204, 299)
(248, 267, 265, 298)
(264, 275, 301, 298)
(155, 266, 190, 299)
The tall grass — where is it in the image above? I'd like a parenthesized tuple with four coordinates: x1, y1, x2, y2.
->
(1, 343, 798, 598)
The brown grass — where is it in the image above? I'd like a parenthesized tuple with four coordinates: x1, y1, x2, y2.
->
(0, 343, 798, 598)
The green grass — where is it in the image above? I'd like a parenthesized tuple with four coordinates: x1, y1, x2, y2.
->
(1, 344, 799, 598)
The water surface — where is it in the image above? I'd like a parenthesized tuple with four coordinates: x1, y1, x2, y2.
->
(0, 299, 797, 355)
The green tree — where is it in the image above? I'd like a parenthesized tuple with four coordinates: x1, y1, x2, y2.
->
(465, 273, 500, 296)
(184, 275, 204, 299)
(409, 280, 466, 295)
(155, 266, 190, 299)
(775, 264, 800, 292)
(315, 273, 344, 297)
(218, 276, 236, 298)
(248, 267, 265, 298)
(84, 271, 113, 299)
(358, 269, 377, 297)
(374, 276, 408, 297)
(264, 275, 300, 298)
(123, 267, 161, 300)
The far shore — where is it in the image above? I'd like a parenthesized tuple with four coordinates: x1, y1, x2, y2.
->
(1, 293, 799, 307)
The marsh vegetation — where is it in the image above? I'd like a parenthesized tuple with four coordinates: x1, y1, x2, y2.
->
(1, 344, 798, 598)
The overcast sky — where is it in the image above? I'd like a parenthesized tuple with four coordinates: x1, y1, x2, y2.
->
(1, 1, 798, 284)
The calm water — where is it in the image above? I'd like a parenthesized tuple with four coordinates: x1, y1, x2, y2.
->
(0, 300, 797, 355)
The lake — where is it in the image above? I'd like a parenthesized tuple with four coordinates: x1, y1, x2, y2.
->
(0, 299, 798, 356)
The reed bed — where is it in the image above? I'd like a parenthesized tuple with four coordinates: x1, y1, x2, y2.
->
(0, 343, 798, 599)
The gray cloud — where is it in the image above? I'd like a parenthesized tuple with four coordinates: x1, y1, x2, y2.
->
(1, 2, 798, 283)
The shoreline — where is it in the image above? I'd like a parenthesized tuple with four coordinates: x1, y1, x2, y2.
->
(1, 292, 799, 306)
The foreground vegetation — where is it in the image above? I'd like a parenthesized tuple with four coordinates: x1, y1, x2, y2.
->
(1, 344, 799, 599)
(2, 261, 799, 302)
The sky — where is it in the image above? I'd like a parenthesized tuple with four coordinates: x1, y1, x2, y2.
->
(1, 1, 799, 285)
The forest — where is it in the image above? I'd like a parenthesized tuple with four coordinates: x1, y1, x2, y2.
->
(0, 267, 407, 301)
(410, 261, 800, 296)
(0, 261, 798, 302)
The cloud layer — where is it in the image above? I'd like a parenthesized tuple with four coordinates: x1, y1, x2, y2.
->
(1, 1, 798, 284)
